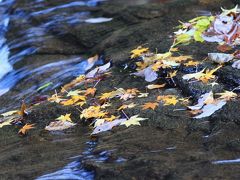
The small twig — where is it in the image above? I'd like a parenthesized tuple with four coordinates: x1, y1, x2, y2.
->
(121, 110, 129, 120)
(93, 79, 101, 88)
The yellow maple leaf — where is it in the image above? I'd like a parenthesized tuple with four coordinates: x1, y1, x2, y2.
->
(0, 119, 13, 128)
(216, 91, 238, 101)
(157, 95, 178, 106)
(142, 102, 159, 110)
(85, 88, 96, 96)
(104, 115, 120, 122)
(1, 110, 18, 117)
(121, 115, 148, 127)
(48, 93, 64, 103)
(170, 55, 192, 62)
(146, 84, 165, 90)
(80, 106, 107, 119)
(131, 46, 149, 59)
(71, 95, 86, 103)
(18, 123, 35, 135)
(118, 103, 137, 111)
(61, 99, 75, 106)
(199, 66, 222, 83)
(184, 60, 200, 67)
(167, 70, 178, 78)
(56, 113, 72, 122)
(61, 75, 85, 92)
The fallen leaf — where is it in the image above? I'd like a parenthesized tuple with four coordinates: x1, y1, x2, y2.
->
(80, 106, 107, 119)
(0, 119, 13, 128)
(45, 121, 76, 131)
(142, 102, 159, 110)
(85, 88, 97, 96)
(18, 123, 35, 135)
(208, 53, 233, 64)
(118, 103, 137, 111)
(1, 110, 18, 117)
(131, 46, 149, 59)
(67, 90, 84, 97)
(194, 100, 226, 119)
(86, 62, 111, 78)
(138, 93, 149, 98)
(216, 91, 237, 101)
(146, 84, 166, 90)
(184, 60, 200, 67)
(92, 118, 126, 135)
(17, 101, 27, 117)
(121, 115, 148, 127)
(104, 115, 120, 122)
(56, 113, 72, 122)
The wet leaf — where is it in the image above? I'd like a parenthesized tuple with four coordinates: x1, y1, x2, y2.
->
(216, 91, 237, 101)
(56, 113, 72, 122)
(142, 102, 159, 110)
(45, 121, 76, 131)
(18, 123, 35, 135)
(0, 119, 13, 128)
(92, 118, 126, 135)
(1, 110, 18, 117)
(118, 103, 137, 111)
(121, 115, 148, 127)
(146, 84, 165, 90)
(131, 46, 149, 59)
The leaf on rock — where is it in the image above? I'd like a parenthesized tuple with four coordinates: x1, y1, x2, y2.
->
(146, 84, 165, 90)
(56, 113, 72, 122)
(45, 121, 76, 131)
(216, 91, 238, 101)
(194, 100, 226, 119)
(92, 118, 126, 135)
(18, 123, 35, 135)
(121, 115, 148, 127)
(131, 46, 149, 59)
(142, 102, 159, 110)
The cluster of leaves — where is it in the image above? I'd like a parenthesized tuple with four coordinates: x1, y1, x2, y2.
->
(174, 15, 214, 44)
(188, 90, 238, 119)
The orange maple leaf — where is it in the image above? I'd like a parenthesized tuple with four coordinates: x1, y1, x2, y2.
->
(17, 101, 27, 117)
(85, 88, 96, 96)
(142, 102, 159, 110)
(18, 123, 35, 135)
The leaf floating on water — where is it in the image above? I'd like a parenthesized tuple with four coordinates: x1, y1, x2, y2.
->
(121, 115, 148, 127)
(45, 121, 76, 131)
(18, 123, 35, 135)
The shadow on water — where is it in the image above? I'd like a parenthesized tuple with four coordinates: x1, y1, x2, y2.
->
(0, 0, 110, 112)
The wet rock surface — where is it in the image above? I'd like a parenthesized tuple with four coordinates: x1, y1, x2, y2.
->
(0, 0, 240, 179)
